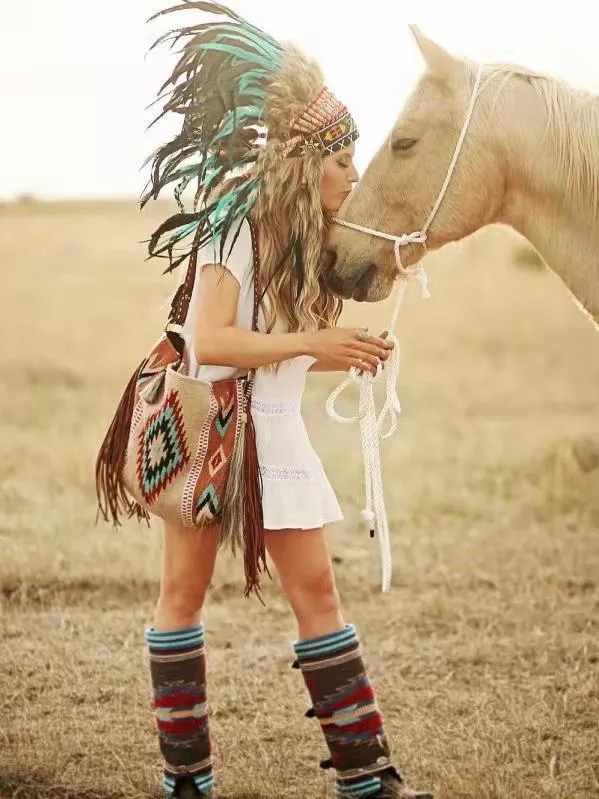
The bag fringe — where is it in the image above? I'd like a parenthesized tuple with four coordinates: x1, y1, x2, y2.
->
(219, 409, 247, 557)
(242, 406, 269, 599)
(219, 404, 269, 600)
(95, 361, 149, 527)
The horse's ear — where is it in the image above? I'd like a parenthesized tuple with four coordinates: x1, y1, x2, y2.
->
(409, 26, 459, 79)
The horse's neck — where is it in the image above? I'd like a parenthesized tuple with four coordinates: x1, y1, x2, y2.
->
(496, 95, 599, 327)
(502, 194, 599, 326)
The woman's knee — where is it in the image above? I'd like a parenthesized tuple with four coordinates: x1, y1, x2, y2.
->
(158, 523, 219, 618)
(159, 576, 209, 618)
(287, 566, 341, 619)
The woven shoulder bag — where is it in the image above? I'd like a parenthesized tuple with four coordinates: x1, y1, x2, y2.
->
(95, 220, 267, 597)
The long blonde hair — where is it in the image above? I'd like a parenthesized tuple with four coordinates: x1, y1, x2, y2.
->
(251, 146, 342, 334)
(215, 44, 343, 334)
(144, 8, 348, 335)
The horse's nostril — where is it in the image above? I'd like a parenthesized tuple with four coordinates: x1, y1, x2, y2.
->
(321, 249, 337, 274)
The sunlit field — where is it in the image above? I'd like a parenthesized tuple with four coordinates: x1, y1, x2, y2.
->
(1, 200, 598, 799)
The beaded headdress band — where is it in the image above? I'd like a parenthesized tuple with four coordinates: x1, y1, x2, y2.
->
(281, 85, 359, 158)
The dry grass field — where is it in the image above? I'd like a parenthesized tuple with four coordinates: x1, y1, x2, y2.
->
(1, 200, 598, 799)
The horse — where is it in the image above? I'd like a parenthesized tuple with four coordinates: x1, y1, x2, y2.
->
(323, 27, 599, 470)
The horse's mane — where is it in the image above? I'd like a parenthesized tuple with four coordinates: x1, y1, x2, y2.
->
(485, 63, 599, 215)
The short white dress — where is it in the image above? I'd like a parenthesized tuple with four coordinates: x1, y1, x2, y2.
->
(180, 219, 343, 531)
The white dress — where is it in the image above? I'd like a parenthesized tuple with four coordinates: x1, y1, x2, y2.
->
(180, 219, 343, 531)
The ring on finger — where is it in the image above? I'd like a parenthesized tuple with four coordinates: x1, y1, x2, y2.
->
(357, 330, 370, 342)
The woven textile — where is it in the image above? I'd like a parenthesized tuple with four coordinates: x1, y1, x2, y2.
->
(137, 389, 191, 505)
(281, 85, 359, 158)
(123, 339, 244, 528)
(294, 625, 393, 798)
(145, 625, 214, 797)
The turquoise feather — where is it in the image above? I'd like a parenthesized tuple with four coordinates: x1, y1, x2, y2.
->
(142, 1, 286, 272)
(210, 106, 263, 144)
(197, 42, 276, 70)
(211, 31, 275, 60)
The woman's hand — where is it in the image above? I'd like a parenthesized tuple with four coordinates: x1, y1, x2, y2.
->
(304, 328, 394, 375)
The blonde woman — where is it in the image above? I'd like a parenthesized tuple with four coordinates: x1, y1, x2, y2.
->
(132, 4, 433, 798)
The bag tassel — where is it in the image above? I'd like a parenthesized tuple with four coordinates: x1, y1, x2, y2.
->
(219, 409, 247, 557)
(95, 361, 150, 527)
(220, 402, 270, 601)
(241, 406, 270, 599)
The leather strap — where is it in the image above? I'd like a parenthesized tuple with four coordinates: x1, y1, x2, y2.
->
(165, 218, 261, 343)
(244, 219, 261, 402)
(248, 220, 261, 335)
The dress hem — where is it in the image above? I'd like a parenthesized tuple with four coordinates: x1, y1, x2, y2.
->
(263, 513, 344, 532)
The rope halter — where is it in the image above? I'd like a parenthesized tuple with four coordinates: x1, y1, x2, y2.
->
(326, 63, 485, 592)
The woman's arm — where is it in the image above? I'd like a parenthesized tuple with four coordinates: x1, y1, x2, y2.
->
(194, 264, 307, 368)
(194, 263, 392, 372)
(309, 330, 393, 373)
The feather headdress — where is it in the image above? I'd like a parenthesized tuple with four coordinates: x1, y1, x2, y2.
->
(140, 0, 358, 274)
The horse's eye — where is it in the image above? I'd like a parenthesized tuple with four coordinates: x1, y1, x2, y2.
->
(391, 137, 419, 152)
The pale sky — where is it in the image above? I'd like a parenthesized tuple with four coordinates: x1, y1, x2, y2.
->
(1, 0, 597, 200)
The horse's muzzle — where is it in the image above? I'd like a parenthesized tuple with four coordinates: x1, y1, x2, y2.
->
(321, 249, 376, 300)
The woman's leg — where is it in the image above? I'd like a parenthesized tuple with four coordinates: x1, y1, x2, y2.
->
(265, 527, 344, 639)
(145, 522, 220, 798)
(153, 521, 219, 630)
(265, 528, 432, 799)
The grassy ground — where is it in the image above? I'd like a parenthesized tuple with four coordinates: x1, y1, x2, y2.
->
(1, 201, 598, 799)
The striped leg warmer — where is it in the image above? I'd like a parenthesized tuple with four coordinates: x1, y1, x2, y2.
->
(294, 624, 396, 799)
(145, 625, 214, 798)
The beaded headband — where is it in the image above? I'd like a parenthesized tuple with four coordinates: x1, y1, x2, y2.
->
(281, 85, 359, 158)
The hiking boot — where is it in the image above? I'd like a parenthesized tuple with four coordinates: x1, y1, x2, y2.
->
(377, 768, 433, 799)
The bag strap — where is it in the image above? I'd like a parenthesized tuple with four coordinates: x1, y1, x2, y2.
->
(244, 220, 260, 401)
(247, 220, 261, 336)
(164, 218, 261, 355)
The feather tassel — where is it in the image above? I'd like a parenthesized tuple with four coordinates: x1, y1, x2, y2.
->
(241, 404, 269, 599)
(219, 399, 268, 601)
(141, 0, 284, 276)
(218, 406, 246, 556)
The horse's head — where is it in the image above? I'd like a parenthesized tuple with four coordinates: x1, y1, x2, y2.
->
(323, 28, 505, 301)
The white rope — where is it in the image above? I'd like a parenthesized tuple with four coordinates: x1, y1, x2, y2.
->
(422, 63, 485, 235)
(326, 63, 485, 592)
(325, 276, 423, 593)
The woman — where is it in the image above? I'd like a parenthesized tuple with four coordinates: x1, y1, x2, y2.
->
(136, 4, 432, 798)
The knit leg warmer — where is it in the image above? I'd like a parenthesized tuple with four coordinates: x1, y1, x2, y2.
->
(294, 624, 397, 798)
(145, 625, 214, 797)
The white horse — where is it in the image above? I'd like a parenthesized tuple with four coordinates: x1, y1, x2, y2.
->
(324, 28, 599, 468)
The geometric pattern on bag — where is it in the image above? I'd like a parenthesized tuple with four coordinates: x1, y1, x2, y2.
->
(123, 363, 245, 530)
(189, 379, 244, 527)
(139, 335, 181, 395)
(97, 217, 268, 598)
(136, 389, 191, 505)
